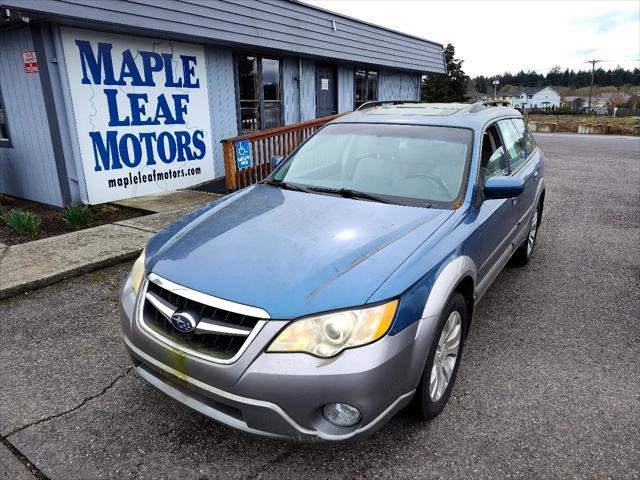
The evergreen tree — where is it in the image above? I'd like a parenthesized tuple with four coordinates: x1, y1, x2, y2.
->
(475, 75, 488, 93)
(546, 66, 562, 85)
(470, 66, 639, 90)
(422, 43, 469, 102)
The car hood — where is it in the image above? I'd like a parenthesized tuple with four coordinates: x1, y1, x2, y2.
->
(147, 185, 452, 319)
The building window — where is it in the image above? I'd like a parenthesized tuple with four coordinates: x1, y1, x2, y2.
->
(236, 55, 282, 132)
(354, 69, 378, 108)
(0, 82, 10, 146)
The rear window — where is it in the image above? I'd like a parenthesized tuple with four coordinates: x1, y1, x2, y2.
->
(497, 119, 527, 172)
(511, 118, 537, 157)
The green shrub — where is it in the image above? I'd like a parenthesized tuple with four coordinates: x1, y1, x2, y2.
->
(63, 203, 92, 230)
(552, 106, 575, 115)
(2, 208, 41, 235)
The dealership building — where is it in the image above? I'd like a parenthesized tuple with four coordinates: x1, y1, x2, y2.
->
(0, 0, 446, 207)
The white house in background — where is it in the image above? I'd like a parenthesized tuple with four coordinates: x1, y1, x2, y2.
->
(469, 91, 490, 102)
(500, 86, 561, 110)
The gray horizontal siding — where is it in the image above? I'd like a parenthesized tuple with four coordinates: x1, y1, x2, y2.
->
(5, 0, 445, 73)
(0, 27, 63, 207)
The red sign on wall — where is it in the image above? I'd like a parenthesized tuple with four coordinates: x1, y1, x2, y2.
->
(22, 51, 39, 73)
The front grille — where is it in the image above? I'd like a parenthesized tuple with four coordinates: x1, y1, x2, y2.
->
(142, 279, 261, 361)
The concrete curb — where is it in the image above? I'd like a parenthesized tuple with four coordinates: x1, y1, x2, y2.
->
(0, 248, 142, 301)
(0, 224, 153, 301)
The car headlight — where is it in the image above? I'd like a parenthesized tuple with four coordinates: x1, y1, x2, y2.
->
(130, 248, 146, 295)
(267, 300, 398, 358)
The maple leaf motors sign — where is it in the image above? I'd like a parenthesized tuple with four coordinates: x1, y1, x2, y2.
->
(60, 27, 215, 204)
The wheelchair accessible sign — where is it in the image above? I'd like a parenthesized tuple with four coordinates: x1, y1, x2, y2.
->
(235, 139, 253, 170)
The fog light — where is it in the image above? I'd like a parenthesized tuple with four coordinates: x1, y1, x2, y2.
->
(323, 402, 361, 427)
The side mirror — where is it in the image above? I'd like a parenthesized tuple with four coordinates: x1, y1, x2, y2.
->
(483, 176, 524, 199)
(270, 156, 284, 168)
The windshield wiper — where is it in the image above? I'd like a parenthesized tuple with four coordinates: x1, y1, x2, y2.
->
(264, 178, 313, 193)
(266, 181, 431, 207)
(338, 188, 397, 204)
(308, 186, 402, 205)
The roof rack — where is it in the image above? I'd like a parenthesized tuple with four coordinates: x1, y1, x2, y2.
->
(355, 100, 421, 111)
(468, 100, 512, 113)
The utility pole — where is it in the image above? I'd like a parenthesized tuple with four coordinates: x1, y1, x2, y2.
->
(586, 59, 602, 113)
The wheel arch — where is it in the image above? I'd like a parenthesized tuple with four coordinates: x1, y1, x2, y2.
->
(453, 275, 475, 335)
(421, 256, 476, 323)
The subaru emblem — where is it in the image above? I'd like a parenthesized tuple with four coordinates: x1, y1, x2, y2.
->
(169, 310, 198, 333)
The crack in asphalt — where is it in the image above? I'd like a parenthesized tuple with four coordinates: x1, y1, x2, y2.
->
(0, 436, 50, 480)
(5, 367, 133, 439)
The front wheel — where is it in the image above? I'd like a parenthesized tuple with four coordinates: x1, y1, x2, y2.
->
(413, 292, 467, 420)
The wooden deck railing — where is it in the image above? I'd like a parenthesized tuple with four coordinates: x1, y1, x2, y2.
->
(221, 113, 344, 191)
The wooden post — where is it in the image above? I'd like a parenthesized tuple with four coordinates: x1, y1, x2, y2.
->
(221, 140, 237, 191)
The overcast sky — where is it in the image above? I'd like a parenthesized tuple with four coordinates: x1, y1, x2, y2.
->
(301, 0, 640, 77)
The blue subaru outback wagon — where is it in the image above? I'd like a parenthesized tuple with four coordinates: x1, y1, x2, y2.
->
(120, 101, 545, 442)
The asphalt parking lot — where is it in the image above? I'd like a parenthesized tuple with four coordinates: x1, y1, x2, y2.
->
(1, 133, 639, 479)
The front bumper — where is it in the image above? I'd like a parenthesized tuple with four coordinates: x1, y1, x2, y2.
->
(120, 276, 440, 442)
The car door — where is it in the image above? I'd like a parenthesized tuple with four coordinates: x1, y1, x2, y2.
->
(510, 118, 541, 220)
(471, 123, 519, 295)
(497, 118, 540, 241)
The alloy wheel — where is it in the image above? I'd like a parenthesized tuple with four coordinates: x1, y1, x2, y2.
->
(527, 208, 539, 256)
(430, 311, 462, 402)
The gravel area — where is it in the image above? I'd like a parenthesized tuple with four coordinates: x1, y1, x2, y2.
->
(1, 133, 638, 479)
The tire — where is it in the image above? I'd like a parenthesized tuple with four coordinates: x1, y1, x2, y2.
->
(413, 292, 467, 421)
(511, 201, 542, 267)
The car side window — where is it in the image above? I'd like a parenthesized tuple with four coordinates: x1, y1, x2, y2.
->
(480, 124, 508, 183)
(511, 118, 536, 157)
(497, 119, 527, 172)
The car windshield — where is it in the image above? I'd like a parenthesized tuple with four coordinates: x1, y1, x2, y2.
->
(272, 123, 473, 208)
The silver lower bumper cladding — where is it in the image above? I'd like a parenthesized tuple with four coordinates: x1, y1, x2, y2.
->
(125, 335, 415, 443)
